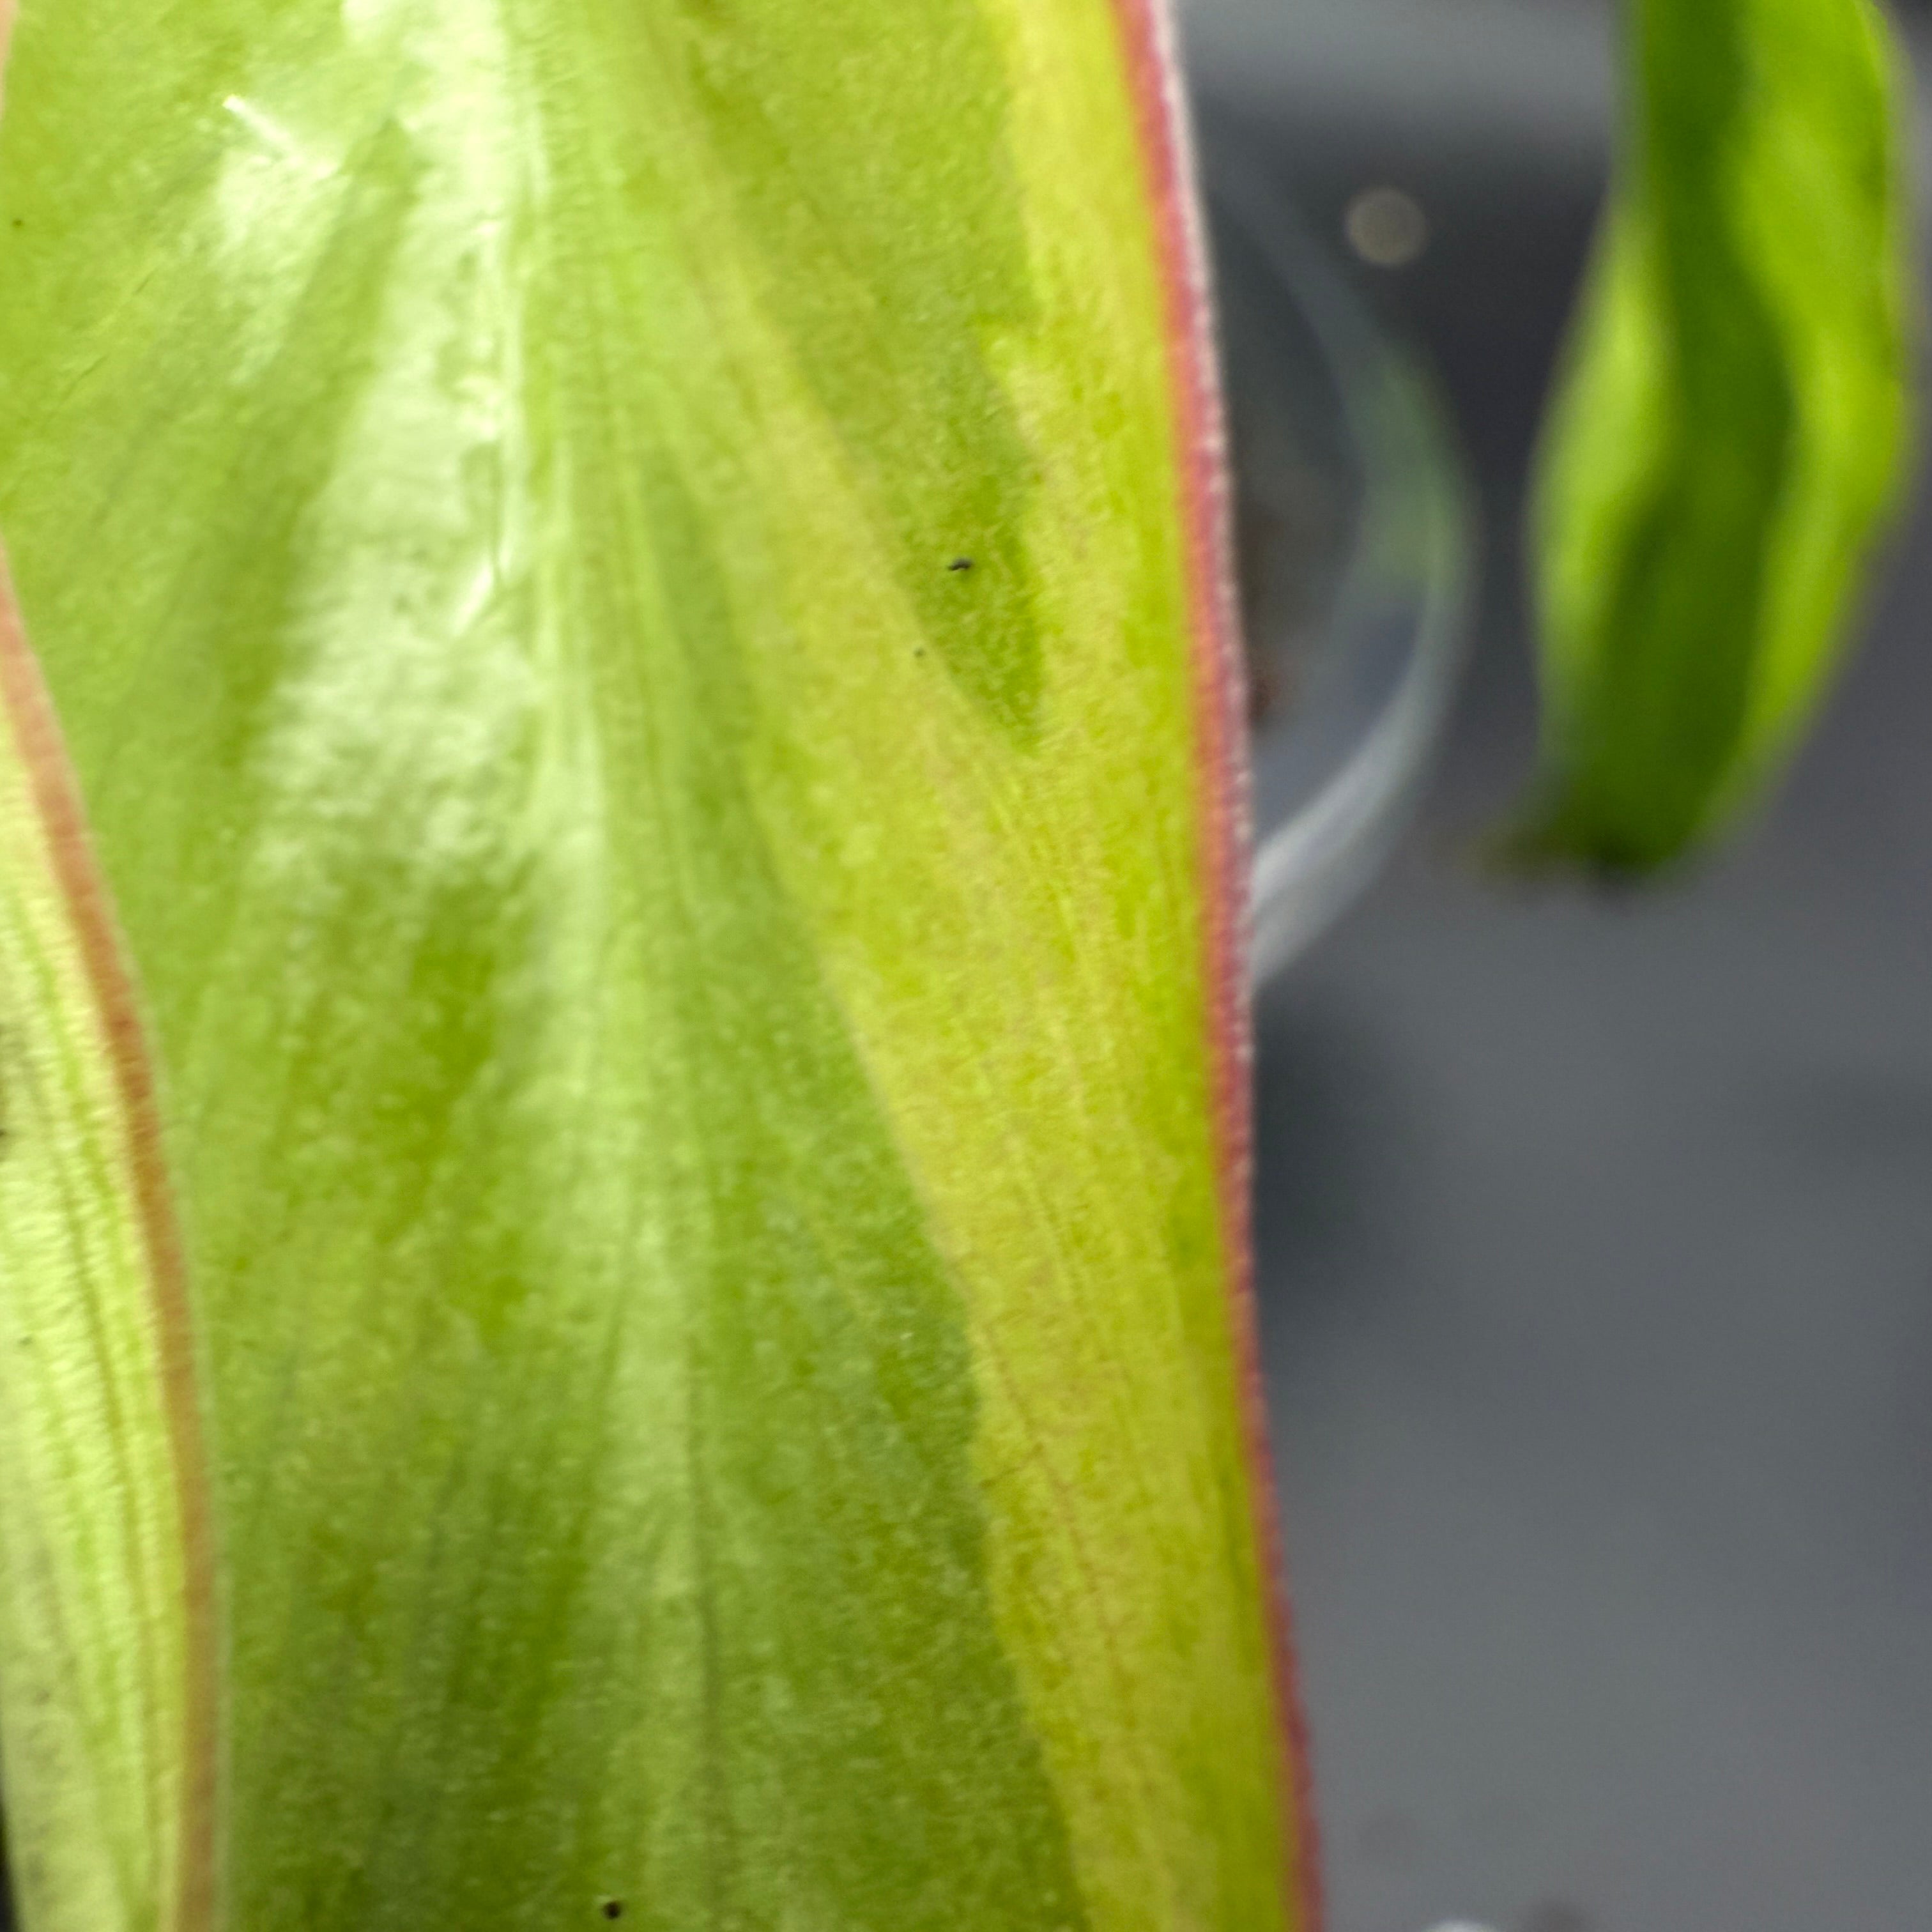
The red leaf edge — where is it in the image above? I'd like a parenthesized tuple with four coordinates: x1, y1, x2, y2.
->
(1107, 4, 1325, 1926)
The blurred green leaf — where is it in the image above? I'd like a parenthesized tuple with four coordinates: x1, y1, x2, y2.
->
(0, 3, 1307, 1928)
(1522, 0, 1913, 871)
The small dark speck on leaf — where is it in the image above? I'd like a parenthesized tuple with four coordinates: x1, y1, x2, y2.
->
(600, 1903, 624, 1921)
(947, 556, 973, 572)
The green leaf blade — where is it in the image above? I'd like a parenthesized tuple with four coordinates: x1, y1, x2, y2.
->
(0, 3, 1306, 1928)
(0, 570, 217, 1932)
(1524, 0, 1912, 871)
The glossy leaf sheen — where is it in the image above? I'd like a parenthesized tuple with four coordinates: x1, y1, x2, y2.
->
(0, 3, 1303, 1930)
(1524, 0, 1910, 870)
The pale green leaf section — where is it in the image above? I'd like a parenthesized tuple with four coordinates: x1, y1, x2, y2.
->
(0, 576, 209, 1932)
(0, 3, 1298, 1931)
(1525, 0, 1911, 870)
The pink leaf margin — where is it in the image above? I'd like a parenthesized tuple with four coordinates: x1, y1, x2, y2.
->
(1108, 3, 1325, 1926)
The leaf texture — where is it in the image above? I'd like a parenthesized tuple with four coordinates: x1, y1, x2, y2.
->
(1522, 0, 1912, 870)
(0, 3, 1308, 1929)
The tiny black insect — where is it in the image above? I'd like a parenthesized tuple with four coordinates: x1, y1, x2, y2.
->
(947, 557, 973, 572)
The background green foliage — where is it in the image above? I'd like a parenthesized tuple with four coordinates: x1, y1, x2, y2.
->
(1525, 0, 1912, 871)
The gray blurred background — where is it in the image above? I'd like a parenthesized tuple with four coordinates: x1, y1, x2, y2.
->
(1182, 3, 1932, 1929)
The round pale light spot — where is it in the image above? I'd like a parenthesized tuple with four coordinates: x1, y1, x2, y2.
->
(1345, 185, 1429, 268)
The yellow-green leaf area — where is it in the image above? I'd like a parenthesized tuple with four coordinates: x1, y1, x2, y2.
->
(0, 3, 1296, 1931)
